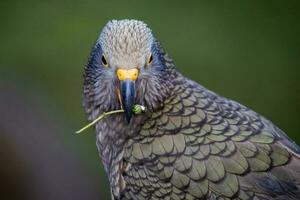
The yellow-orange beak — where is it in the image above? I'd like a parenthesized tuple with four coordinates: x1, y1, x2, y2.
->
(117, 68, 139, 81)
(116, 68, 139, 123)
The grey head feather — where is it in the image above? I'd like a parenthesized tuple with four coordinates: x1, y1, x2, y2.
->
(98, 19, 154, 69)
(84, 19, 177, 120)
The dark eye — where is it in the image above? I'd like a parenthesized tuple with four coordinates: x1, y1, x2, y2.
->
(101, 55, 108, 67)
(147, 54, 153, 66)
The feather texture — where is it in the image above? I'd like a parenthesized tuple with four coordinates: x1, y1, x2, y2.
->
(82, 20, 300, 200)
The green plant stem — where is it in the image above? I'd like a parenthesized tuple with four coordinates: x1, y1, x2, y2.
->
(75, 109, 124, 134)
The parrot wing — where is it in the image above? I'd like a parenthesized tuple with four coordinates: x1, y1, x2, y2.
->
(122, 79, 300, 200)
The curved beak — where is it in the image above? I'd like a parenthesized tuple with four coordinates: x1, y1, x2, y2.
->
(117, 68, 139, 123)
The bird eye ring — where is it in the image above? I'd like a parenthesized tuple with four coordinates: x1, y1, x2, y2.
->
(101, 54, 108, 67)
(147, 54, 153, 66)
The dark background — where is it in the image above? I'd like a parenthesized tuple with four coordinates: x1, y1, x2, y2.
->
(0, 1, 299, 199)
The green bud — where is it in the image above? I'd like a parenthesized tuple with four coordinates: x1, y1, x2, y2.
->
(132, 104, 146, 115)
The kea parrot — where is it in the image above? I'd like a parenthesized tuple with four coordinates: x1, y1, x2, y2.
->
(82, 19, 300, 200)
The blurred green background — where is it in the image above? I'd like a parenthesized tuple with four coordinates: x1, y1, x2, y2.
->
(0, 0, 299, 199)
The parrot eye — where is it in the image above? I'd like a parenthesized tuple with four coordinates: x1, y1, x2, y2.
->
(147, 54, 153, 66)
(101, 55, 108, 67)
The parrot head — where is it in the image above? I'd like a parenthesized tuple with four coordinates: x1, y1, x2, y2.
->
(83, 19, 174, 123)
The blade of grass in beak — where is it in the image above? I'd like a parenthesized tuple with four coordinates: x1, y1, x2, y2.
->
(75, 109, 124, 134)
